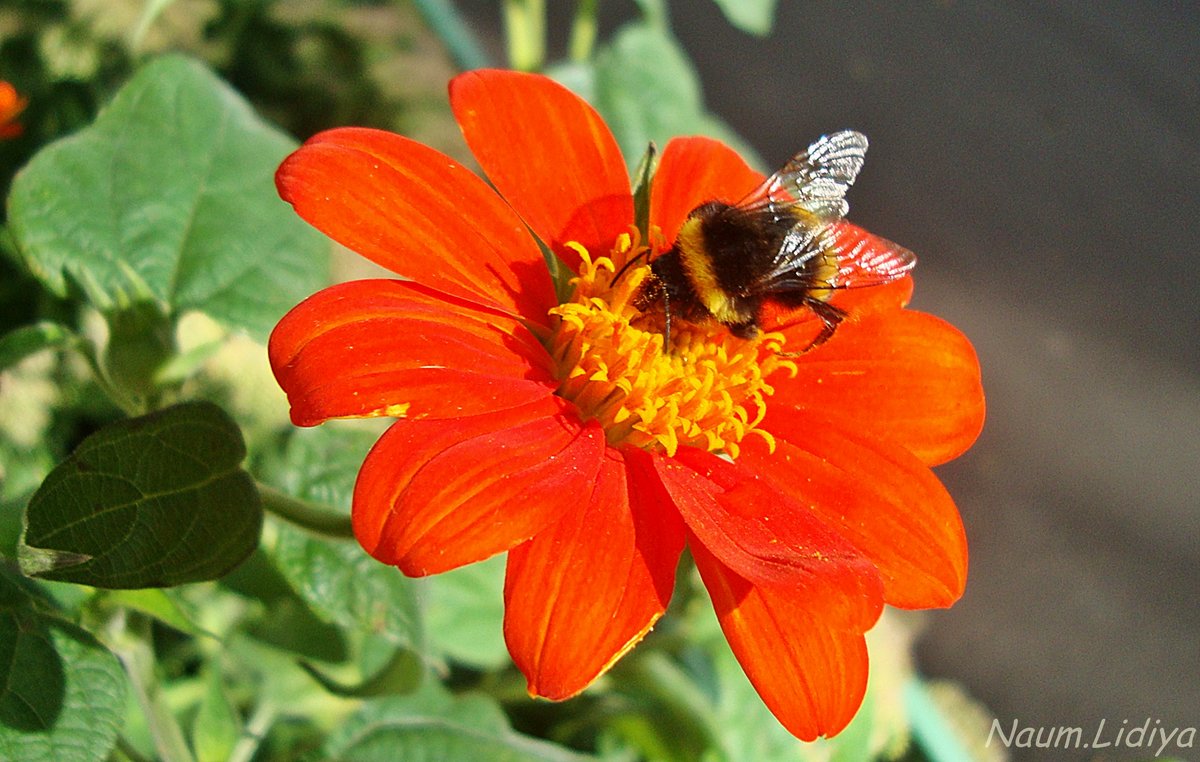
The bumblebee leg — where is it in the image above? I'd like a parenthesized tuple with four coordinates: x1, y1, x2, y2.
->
(776, 299, 846, 356)
(806, 299, 846, 350)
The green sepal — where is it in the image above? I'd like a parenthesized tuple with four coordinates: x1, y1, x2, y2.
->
(631, 141, 659, 243)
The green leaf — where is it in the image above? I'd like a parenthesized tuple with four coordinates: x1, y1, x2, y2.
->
(191, 667, 241, 762)
(6, 54, 329, 340)
(300, 648, 421, 698)
(271, 525, 421, 649)
(711, 0, 778, 36)
(18, 401, 262, 588)
(324, 680, 599, 762)
(0, 568, 127, 761)
(259, 424, 422, 650)
(258, 423, 381, 515)
(98, 589, 208, 637)
(219, 548, 348, 662)
(0, 322, 74, 372)
(421, 553, 508, 669)
(593, 23, 762, 172)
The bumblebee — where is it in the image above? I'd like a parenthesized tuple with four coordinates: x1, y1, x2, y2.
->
(636, 131, 916, 351)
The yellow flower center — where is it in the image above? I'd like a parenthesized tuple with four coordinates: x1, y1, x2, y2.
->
(546, 229, 794, 458)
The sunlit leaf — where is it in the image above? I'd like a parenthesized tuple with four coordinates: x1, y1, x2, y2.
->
(18, 401, 262, 588)
(7, 55, 329, 340)
(421, 554, 508, 669)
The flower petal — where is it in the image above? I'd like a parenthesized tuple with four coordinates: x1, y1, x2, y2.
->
(649, 447, 882, 632)
(692, 541, 870, 741)
(772, 308, 985, 465)
(504, 447, 685, 699)
(353, 399, 606, 576)
(650, 136, 765, 244)
(268, 279, 558, 426)
(740, 411, 967, 609)
(276, 127, 557, 323)
(450, 70, 632, 271)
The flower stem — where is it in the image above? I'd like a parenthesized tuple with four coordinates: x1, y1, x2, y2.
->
(257, 482, 354, 538)
(569, 0, 598, 62)
(412, 0, 492, 71)
(503, 0, 546, 71)
(226, 699, 277, 762)
(904, 677, 977, 762)
(109, 613, 196, 762)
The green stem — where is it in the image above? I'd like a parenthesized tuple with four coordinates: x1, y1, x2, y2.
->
(569, 0, 599, 62)
(226, 699, 277, 762)
(257, 482, 354, 538)
(110, 614, 196, 762)
(503, 0, 546, 71)
(411, 0, 492, 70)
(904, 677, 977, 762)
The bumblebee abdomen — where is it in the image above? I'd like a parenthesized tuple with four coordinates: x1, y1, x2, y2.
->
(673, 203, 789, 326)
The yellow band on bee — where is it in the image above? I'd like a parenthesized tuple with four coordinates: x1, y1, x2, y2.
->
(676, 217, 742, 324)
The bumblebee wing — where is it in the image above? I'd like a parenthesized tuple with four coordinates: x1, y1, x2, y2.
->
(735, 130, 869, 221)
(766, 220, 916, 291)
(829, 222, 916, 286)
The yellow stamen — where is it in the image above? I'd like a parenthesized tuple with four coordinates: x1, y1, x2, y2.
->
(546, 229, 793, 457)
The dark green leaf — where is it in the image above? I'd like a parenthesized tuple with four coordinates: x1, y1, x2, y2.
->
(324, 681, 599, 762)
(711, 0, 778, 36)
(0, 568, 127, 761)
(18, 401, 262, 588)
(0, 322, 74, 371)
(6, 55, 329, 340)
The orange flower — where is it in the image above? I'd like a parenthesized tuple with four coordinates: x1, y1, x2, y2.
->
(0, 81, 27, 139)
(269, 70, 984, 740)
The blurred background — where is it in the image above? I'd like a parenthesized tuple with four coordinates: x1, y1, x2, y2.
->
(453, 0, 1200, 756)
